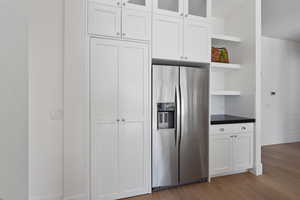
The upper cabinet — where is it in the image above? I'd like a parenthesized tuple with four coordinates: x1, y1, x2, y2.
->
(153, 14, 210, 63)
(153, 0, 211, 63)
(88, 0, 151, 41)
(153, 0, 183, 17)
(125, 0, 151, 11)
(153, 0, 209, 19)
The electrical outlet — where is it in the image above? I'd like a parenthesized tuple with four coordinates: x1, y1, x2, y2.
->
(50, 109, 64, 121)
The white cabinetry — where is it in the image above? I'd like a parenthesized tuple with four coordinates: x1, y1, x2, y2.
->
(153, 0, 209, 19)
(90, 38, 150, 200)
(153, 14, 183, 60)
(153, 14, 210, 62)
(184, 18, 210, 62)
(210, 123, 254, 177)
(88, 0, 151, 41)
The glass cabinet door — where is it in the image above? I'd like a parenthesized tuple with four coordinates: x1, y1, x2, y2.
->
(154, 0, 183, 17)
(187, 0, 207, 18)
(127, 0, 145, 6)
(124, 0, 151, 11)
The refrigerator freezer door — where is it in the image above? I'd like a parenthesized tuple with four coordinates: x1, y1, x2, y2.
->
(152, 65, 180, 188)
(179, 67, 209, 184)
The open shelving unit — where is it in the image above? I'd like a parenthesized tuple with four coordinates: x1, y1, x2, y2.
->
(211, 62, 241, 70)
(209, 0, 256, 118)
(211, 34, 242, 43)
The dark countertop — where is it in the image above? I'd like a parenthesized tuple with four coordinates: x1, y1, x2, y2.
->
(211, 115, 255, 125)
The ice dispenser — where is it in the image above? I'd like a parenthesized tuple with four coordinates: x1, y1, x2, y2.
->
(157, 103, 176, 129)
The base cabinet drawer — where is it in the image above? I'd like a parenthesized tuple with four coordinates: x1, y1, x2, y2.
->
(211, 123, 254, 135)
(210, 123, 254, 177)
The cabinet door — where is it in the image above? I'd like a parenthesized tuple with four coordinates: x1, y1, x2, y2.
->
(118, 42, 150, 197)
(122, 9, 151, 41)
(90, 39, 120, 200)
(88, 2, 121, 38)
(90, 0, 121, 6)
(212, 135, 232, 175)
(184, 19, 210, 63)
(153, 0, 183, 17)
(233, 134, 253, 171)
(123, 0, 151, 11)
(185, 0, 207, 20)
(153, 14, 183, 60)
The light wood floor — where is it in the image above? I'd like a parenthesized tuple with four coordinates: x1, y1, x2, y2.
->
(127, 142, 300, 200)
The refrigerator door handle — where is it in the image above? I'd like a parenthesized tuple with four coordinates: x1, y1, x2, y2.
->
(178, 83, 182, 145)
(175, 87, 177, 146)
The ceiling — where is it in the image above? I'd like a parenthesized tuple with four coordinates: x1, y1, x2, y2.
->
(262, 0, 300, 42)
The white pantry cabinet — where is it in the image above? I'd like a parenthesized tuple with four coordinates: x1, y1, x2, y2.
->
(88, 0, 151, 41)
(153, 14, 210, 63)
(210, 123, 254, 177)
(90, 38, 150, 200)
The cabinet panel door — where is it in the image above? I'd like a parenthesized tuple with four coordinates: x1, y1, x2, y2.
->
(213, 135, 232, 175)
(153, 0, 183, 17)
(185, 0, 207, 19)
(91, 39, 119, 122)
(122, 9, 151, 41)
(118, 42, 149, 197)
(153, 14, 183, 60)
(233, 134, 253, 171)
(124, 0, 151, 11)
(93, 123, 119, 200)
(88, 2, 121, 38)
(119, 42, 147, 121)
(90, 38, 120, 200)
(119, 122, 145, 197)
(184, 19, 210, 63)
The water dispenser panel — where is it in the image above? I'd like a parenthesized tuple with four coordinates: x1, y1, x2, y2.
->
(157, 103, 175, 129)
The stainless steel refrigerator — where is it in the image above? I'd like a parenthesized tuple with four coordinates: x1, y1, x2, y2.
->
(152, 65, 209, 189)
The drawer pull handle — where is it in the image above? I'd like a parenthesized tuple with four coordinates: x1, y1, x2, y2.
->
(241, 127, 247, 131)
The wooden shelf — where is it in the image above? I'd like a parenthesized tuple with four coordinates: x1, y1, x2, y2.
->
(211, 90, 241, 96)
(211, 34, 241, 43)
(211, 62, 241, 70)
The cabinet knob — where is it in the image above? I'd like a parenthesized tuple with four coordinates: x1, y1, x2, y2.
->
(180, 13, 184, 17)
(185, 56, 188, 60)
(185, 14, 189, 18)
(180, 56, 184, 59)
(116, 32, 120, 36)
(116, 119, 120, 122)
(117, 1, 120, 6)
(121, 118, 126, 122)
(241, 126, 247, 131)
(123, 2, 126, 6)
(220, 128, 225, 132)
(122, 33, 126, 36)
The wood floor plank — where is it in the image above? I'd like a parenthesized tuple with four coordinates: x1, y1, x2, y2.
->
(126, 142, 300, 200)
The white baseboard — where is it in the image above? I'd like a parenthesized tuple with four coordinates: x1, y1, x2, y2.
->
(63, 194, 88, 200)
(262, 134, 300, 146)
(30, 194, 62, 200)
(250, 163, 263, 176)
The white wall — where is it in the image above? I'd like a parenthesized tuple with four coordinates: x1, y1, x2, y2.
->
(64, 0, 90, 199)
(0, 0, 28, 200)
(29, 0, 64, 199)
(262, 36, 300, 145)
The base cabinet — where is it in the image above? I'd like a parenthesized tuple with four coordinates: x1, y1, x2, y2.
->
(210, 123, 254, 177)
(90, 38, 150, 200)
